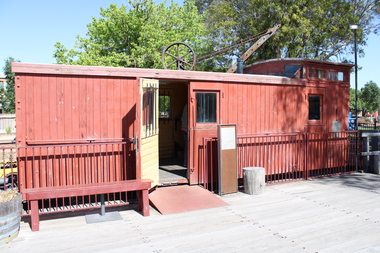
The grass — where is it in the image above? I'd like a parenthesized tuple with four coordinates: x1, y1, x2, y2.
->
(5, 125, 12, 134)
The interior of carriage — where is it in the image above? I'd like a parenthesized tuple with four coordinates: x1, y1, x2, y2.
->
(158, 80, 188, 185)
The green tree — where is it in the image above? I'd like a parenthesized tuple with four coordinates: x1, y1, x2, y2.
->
(195, 0, 379, 70)
(349, 88, 363, 112)
(54, 0, 206, 69)
(0, 57, 18, 113)
(360, 81, 380, 113)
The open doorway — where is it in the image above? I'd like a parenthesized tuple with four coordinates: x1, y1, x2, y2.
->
(158, 81, 188, 185)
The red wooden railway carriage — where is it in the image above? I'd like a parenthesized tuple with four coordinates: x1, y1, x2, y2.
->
(12, 58, 352, 189)
(11, 58, 355, 229)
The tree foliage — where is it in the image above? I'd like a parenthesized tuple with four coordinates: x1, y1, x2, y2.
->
(0, 57, 18, 113)
(54, 0, 206, 69)
(360, 81, 380, 113)
(349, 88, 363, 111)
(194, 0, 380, 70)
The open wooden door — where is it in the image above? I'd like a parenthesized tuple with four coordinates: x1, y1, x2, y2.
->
(139, 78, 160, 187)
(188, 82, 221, 185)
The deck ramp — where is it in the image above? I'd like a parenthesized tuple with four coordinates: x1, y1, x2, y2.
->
(149, 185, 228, 215)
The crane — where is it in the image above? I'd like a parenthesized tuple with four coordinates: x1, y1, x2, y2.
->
(161, 24, 281, 72)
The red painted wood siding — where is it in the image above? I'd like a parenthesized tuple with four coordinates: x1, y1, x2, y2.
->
(15, 74, 138, 145)
(188, 79, 349, 184)
(15, 74, 141, 190)
(221, 82, 308, 134)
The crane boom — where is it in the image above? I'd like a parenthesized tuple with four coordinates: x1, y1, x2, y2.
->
(226, 24, 281, 73)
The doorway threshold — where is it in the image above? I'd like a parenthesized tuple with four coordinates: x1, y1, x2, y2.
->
(159, 157, 188, 186)
(159, 167, 188, 186)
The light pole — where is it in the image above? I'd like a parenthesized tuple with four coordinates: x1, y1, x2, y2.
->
(350, 24, 359, 172)
(350, 24, 358, 130)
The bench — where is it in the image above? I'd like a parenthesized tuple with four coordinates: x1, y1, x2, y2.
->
(22, 179, 152, 231)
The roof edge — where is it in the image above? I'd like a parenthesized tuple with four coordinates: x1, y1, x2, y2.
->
(12, 62, 307, 86)
(244, 58, 355, 69)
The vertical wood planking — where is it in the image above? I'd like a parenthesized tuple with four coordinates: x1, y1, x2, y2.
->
(93, 77, 101, 140)
(71, 76, 80, 140)
(100, 77, 107, 139)
(86, 77, 94, 140)
(78, 77, 86, 139)
(56, 76, 64, 141)
(49, 76, 58, 141)
(64, 76, 72, 140)
(237, 83, 243, 132)
(15, 71, 139, 191)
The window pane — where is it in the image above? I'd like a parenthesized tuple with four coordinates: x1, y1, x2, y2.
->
(159, 95, 171, 118)
(338, 72, 344, 81)
(143, 90, 154, 126)
(309, 96, 320, 120)
(196, 93, 216, 123)
(309, 68, 326, 79)
(318, 69, 326, 79)
(284, 65, 301, 77)
(329, 71, 338, 81)
(142, 87, 158, 138)
(309, 68, 316, 78)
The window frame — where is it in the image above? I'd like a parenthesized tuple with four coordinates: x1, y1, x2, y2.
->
(328, 71, 345, 82)
(308, 94, 323, 123)
(159, 89, 173, 120)
(195, 91, 219, 125)
(141, 80, 159, 139)
(284, 65, 302, 78)
(309, 68, 327, 80)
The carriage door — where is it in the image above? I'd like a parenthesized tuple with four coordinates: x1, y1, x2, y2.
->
(305, 87, 326, 133)
(139, 78, 159, 186)
(188, 84, 221, 185)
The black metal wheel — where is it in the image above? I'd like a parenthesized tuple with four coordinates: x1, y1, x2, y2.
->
(162, 42, 196, 71)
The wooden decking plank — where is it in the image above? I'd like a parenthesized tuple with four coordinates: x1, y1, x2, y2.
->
(6, 173, 380, 252)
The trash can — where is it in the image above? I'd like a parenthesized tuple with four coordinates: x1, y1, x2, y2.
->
(348, 118, 356, 130)
(243, 167, 265, 195)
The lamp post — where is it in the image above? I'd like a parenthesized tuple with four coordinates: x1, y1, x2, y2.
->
(350, 24, 359, 172)
(350, 24, 358, 130)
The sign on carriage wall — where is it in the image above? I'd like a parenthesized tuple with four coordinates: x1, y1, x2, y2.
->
(218, 124, 237, 195)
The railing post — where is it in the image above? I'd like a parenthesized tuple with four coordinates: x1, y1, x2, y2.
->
(304, 133, 308, 180)
(356, 131, 360, 172)
(203, 137, 208, 191)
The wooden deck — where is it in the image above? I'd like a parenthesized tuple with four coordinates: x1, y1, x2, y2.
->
(4, 173, 380, 252)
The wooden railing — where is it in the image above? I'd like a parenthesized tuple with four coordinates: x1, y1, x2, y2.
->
(201, 131, 360, 191)
(17, 142, 135, 192)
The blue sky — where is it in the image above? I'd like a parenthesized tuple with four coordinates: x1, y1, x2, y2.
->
(1, 0, 379, 90)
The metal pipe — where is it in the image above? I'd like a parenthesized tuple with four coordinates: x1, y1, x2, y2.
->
(100, 194, 105, 216)
(350, 24, 359, 172)
(353, 29, 358, 130)
(237, 58, 243, 74)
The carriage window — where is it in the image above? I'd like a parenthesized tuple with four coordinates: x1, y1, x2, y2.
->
(329, 71, 338, 81)
(328, 71, 344, 81)
(142, 80, 158, 138)
(159, 95, 171, 119)
(309, 68, 326, 79)
(338, 72, 344, 81)
(196, 93, 216, 123)
(284, 65, 301, 77)
(318, 69, 326, 79)
(308, 95, 321, 120)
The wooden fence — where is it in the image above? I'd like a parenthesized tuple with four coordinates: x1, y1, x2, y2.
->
(0, 114, 16, 134)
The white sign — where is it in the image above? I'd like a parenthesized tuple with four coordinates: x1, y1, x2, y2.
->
(220, 127, 236, 150)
